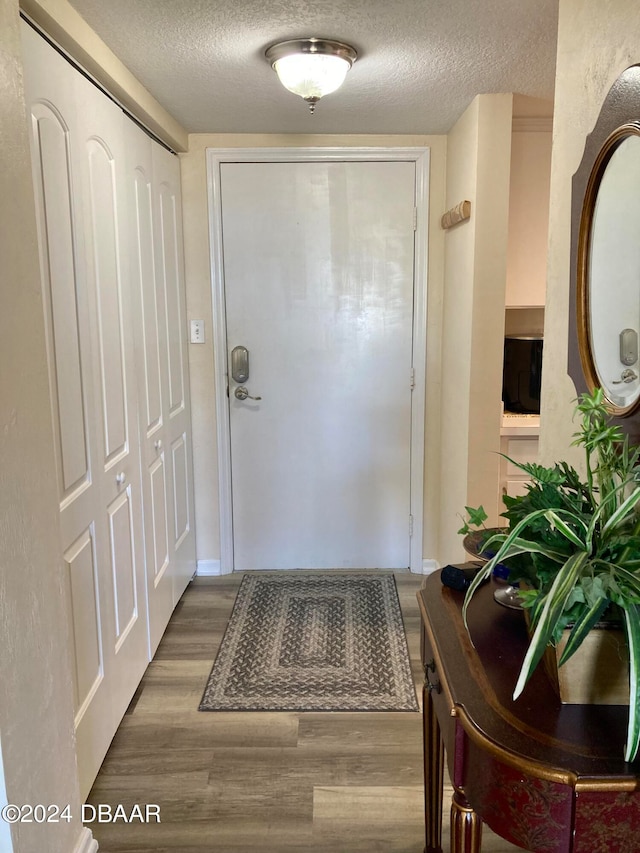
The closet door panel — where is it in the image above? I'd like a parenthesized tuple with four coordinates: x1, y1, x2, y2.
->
(171, 433, 189, 549)
(157, 180, 186, 415)
(131, 162, 163, 433)
(74, 72, 148, 659)
(85, 138, 128, 464)
(153, 145, 196, 602)
(64, 528, 103, 714)
(124, 120, 174, 652)
(107, 488, 138, 645)
(72, 68, 149, 793)
(21, 23, 116, 798)
(150, 455, 170, 581)
(32, 105, 89, 497)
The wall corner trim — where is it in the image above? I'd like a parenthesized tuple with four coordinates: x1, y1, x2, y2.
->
(73, 827, 99, 853)
(197, 559, 222, 576)
(421, 559, 440, 575)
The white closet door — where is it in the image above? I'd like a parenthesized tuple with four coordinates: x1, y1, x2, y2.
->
(22, 26, 110, 790)
(73, 68, 149, 723)
(152, 145, 196, 605)
(124, 121, 174, 652)
(22, 23, 148, 798)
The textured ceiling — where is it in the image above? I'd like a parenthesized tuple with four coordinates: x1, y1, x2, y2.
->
(65, 0, 558, 134)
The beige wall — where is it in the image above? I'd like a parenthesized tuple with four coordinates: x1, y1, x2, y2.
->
(506, 128, 553, 307)
(438, 94, 513, 562)
(541, 0, 640, 467)
(181, 133, 447, 567)
(1, 1, 84, 851)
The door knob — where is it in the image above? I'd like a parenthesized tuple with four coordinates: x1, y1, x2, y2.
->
(235, 386, 262, 401)
(154, 439, 163, 452)
(612, 368, 638, 384)
(116, 472, 126, 486)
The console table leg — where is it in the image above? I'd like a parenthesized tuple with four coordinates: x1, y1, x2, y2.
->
(423, 683, 444, 853)
(450, 785, 482, 853)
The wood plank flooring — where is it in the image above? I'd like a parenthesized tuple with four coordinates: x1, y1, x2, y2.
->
(87, 571, 526, 852)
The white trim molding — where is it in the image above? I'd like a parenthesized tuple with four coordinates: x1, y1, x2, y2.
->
(206, 146, 430, 575)
(73, 827, 98, 853)
(512, 117, 553, 133)
(196, 559, 222, 577)
(421, 559, 440, 575)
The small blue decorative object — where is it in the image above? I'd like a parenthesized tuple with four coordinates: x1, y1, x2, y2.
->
(492, 562, 511, 582)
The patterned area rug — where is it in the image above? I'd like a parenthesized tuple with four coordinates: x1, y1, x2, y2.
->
(199, 573, 419, 712)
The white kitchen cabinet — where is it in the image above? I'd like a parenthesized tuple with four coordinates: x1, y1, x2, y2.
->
(499, 419, 540, 503)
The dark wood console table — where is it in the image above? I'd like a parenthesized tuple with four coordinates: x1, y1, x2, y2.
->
(417, 571, 640, 853)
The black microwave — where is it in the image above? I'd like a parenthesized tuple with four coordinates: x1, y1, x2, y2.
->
(502, 335, 543, 414)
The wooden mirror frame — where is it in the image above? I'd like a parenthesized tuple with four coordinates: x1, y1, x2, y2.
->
(569, 65, 640, 441)
(577, 122, 640, 417)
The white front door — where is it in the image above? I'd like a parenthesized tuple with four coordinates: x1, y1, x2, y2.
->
(219, 159, 417, 570)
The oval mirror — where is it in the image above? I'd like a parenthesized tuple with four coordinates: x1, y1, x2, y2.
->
(577, 124, 640, 415)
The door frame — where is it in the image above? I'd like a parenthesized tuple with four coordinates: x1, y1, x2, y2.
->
(206, 146, 430, 574)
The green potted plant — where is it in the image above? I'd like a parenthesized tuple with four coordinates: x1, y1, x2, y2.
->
(458, 388, 640, 761)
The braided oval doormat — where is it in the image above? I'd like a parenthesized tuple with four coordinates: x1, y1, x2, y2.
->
(199, 573, 419, 712)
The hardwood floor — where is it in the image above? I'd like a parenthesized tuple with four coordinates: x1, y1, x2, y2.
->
(87, 571, 525, 852)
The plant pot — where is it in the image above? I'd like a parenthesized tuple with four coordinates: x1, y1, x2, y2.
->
(542, 626, 629, 705)
(462, 528, 511, 581)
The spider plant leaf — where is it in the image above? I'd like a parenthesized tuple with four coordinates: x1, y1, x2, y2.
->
(602, 487, 640, 536)
(615, 559, 640, 569)
(611, 566, 640, 599)
(621, 603, 640, 763)
(460, 561, 496, 633)
(543, 510, 587, 549)
(462, 509, 553, 629)
(503, 537, 567, 562)
(527, 594, 546, 628)
(481, 531, 564, 562)
(557, 598, 609, 666)
(513, 551, 589, 700)
(476, 531, 508, 555)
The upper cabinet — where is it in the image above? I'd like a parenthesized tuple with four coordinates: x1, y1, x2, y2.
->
(505, 111, 553, 308)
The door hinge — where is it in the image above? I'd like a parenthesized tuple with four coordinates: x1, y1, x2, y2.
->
(409, 514, 414, 537)
(413, 207, 418, 231)
(410, 367, 415, 390)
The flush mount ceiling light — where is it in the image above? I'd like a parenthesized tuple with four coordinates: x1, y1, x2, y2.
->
(265, 38, 357, 113)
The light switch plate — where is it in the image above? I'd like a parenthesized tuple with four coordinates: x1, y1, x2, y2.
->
(190, 319, 205, 344)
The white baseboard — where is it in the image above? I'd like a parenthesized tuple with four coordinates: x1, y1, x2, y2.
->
(73, 827, 98, 853)
(198, 559, 437, 576)
(421, 559, 440, 575)
(196, 559, 222, 576)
